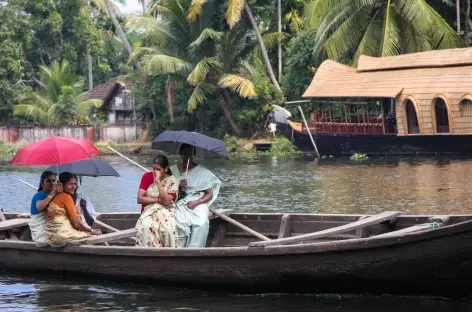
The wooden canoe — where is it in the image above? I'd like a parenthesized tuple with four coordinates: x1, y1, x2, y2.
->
(1, 210, 472, 299)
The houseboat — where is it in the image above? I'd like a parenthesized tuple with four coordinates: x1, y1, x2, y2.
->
(276, 48, 472, 156)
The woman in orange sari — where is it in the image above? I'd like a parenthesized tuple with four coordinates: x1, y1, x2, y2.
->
(45, 172, 101, 247)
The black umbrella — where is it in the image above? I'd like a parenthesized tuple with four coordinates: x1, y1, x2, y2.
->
(152, 130, 229, 159)
(46, 158, 120, 177)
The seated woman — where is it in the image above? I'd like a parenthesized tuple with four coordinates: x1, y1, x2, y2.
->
(171, 144, 222, 248)
(29, 170, 59, 247)
(45, 172, 101, 247)
(136, 155, 179, 247)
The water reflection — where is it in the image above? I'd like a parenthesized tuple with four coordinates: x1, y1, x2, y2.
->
(1, 273, 472, 312)
(1, 155, 472, 215)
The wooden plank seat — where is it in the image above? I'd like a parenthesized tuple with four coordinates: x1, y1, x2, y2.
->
(373, 224, 435, 238)
(209, 209, 234, 219)
(0, 219, 29, 231)
(68, 228, 137, 246)
(249, 211, 402, 247)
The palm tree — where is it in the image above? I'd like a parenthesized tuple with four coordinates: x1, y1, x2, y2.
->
(465, 0, 471, 45)
(129, 0, 259, 134)
(305, 0, 463, 64)
(186, 0, 282, 92)
(13, 61, 102, 125)
(102, 0, 145, 77)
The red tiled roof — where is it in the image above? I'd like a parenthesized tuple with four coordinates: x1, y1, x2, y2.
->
(87, 76, 132, 101)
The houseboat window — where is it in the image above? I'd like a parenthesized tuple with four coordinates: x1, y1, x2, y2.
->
(405, 100, 420, 134)
(460, 99, 472, 117)
(433, 98, 450, 133)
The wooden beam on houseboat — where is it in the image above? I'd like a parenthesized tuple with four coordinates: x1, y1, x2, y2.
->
(248, 211, 401, 247)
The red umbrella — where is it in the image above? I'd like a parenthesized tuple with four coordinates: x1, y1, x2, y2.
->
(10, 136, 100, 166)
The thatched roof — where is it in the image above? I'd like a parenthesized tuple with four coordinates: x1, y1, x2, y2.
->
(303, 48, 472, 99)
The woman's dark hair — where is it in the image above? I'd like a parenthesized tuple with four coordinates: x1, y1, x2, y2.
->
(38, 170, 57, 192)
(179, 143, 196, 155)
(58, 172, 77, 184)
(153, 155, 172, 175)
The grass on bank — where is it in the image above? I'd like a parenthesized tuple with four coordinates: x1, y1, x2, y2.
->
(0, 135, 302, 159)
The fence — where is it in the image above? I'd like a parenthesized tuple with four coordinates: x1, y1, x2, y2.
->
(0, 124, 140, 143)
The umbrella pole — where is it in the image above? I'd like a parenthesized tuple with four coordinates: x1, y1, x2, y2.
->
(108, 148, 271, 242)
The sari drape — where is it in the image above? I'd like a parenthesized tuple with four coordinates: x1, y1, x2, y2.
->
(170, 164, 222, 248)
(135, 175, 179, 248)
(29, 212, 48, 247)
(44, 194, 90, 247)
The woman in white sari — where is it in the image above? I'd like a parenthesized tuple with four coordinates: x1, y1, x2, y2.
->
(28, 170, 59, 247)
(170, 144, 222, 248)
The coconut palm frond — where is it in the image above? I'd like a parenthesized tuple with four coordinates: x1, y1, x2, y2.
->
(76, 99, 103, 118)
(323, 6, 372, 60)
(188, 28, 224, 53)
(187, 82, 216, 112)
(261, 32, 290, 49)
(187, 57, 219, 85)
(142, 54, 193, 75)
(353, 10, 383, 61)
(379, 3, 401, 57)
(187, 0, 208, 21)
(226, 0, 246, 29)
(425, 2, 463, 49)
(402, 17, 432, 53)
(218, 74, 257, 99)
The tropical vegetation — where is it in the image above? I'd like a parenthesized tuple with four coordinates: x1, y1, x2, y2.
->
(0, 0, 469, 138)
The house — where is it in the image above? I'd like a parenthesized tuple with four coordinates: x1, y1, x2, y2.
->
(88, 77, 135, 125)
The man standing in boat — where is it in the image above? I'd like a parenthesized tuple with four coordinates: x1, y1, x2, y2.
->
(264, 109, 277, 140)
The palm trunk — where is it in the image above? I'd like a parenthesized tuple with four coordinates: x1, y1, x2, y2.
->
(219, 90, 241, 135)
(87, 53, 93, 90)
(457, 0, 461, 36)
(87, 52, 94, 122)
(141, 0, 146, 13)
(244, 4, 282, 92)
(104, 0, 144, 76)
(466, 0, 471, 45)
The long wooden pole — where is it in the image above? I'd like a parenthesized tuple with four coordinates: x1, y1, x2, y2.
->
(298, 106, 320, 159)
(107, 145, 271, 241)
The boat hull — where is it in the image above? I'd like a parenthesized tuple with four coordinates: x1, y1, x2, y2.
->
(278, 123, 472, 156)
(2, 218, 472, 298)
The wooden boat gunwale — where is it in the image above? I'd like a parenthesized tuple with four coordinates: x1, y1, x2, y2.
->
(1, 214, 472, 257)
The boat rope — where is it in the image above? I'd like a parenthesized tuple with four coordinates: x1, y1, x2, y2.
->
(429, 221, 441, 229)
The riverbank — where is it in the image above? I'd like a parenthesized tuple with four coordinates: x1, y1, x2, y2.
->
(0, 136, 302, 159)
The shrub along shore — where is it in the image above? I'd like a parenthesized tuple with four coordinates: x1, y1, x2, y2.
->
(0, 136, 302, 159)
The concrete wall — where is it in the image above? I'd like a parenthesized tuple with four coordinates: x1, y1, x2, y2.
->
(0, 125, 140, 143)
(100, 125, 139, 142)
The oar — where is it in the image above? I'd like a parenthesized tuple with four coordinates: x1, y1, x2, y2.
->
(17, 179, 120, 233)
(107, 146, 271, 241)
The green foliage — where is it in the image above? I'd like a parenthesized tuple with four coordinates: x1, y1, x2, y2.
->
(305, 0, 463, 63)
(282, 29, 317, 101)
(270, 136, 301, 155)
(13, 60, 103, 125)
(350, 153, 369, 161)
(223, 134, 241, 152)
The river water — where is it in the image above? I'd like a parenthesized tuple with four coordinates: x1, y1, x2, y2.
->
(1, 155, 472, 311)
